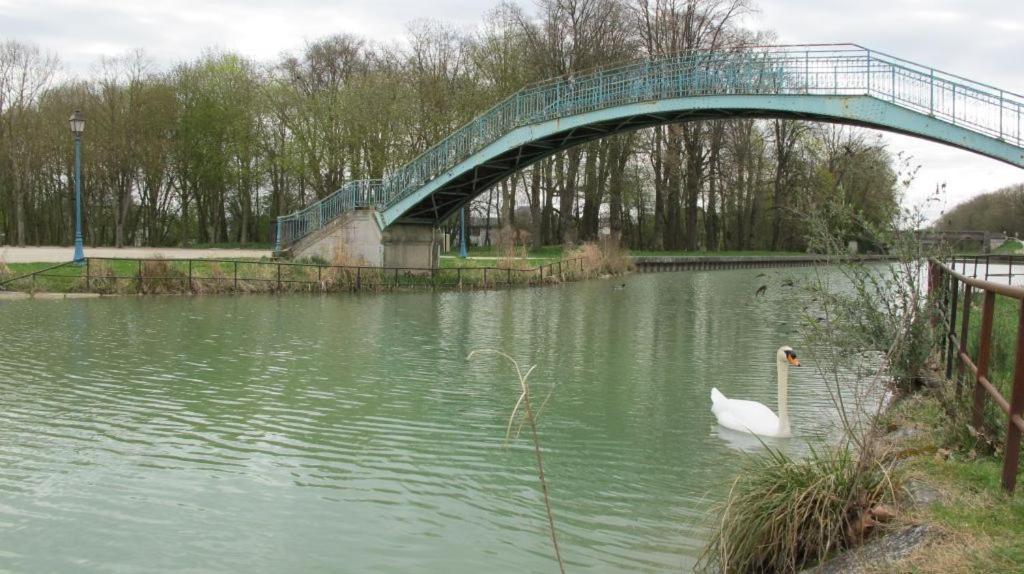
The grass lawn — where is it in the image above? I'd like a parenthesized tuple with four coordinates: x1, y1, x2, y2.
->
(964, 295, 1020, 395)
(439, 257, 554, 269)
(187, 242, 275, 250)
(444, 245, 565, 259)
(628, 249, 808, 257)
(448, 245, 810, 259)
(992, 239, 1023, 255)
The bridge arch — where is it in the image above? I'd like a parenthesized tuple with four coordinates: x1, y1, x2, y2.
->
(383, 94, 1023, 227)
(276, 45, 1024, 253)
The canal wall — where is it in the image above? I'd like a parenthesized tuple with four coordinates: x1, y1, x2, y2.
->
(632, 254, 895, 272)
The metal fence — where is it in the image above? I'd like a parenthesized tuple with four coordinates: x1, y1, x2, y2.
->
(931, 255, 1024, 493)
(0, 257, 589, 295)
(276, 44, 1024, 251)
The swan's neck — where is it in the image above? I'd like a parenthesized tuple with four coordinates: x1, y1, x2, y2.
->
(777, 356, 790, 436)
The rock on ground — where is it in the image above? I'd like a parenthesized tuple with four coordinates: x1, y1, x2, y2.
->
(804, 525, 934, 574)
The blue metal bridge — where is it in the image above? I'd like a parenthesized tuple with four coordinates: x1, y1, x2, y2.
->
(275, 44, 1024, 253)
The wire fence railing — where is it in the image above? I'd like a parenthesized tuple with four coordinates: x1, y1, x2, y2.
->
(0, 257, 591, 295)
(945, 254, 1023, 286)
(276, 44, 1024, 251)
(931, 254, 1024, 493)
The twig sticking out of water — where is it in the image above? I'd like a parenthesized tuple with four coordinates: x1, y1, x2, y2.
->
(467, 349, 565, 574)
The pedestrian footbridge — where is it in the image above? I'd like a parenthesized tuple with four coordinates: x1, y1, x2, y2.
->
(275, 44, 1024, 266)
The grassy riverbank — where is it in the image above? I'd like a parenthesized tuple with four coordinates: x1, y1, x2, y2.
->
(447, 244, 809, 259)
(0, 242, 633, 295)
(701, 265, 1023, 573)
(882, 393, 1024, 572)
(1, 245, 822, 295)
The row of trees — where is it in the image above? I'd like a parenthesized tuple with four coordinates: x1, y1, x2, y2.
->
(935, 183, 1024, 237)
(0, 0, 901, 252)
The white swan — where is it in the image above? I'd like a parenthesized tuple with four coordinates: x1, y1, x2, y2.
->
(711, 346, 800, 438)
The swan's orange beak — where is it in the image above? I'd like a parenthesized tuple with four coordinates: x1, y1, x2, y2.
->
(787, 354, 801, 367)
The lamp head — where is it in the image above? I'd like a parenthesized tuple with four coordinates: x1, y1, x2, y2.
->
(69, 110, 85, 135)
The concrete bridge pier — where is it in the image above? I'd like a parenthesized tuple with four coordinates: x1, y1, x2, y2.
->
(287, 210, 438, 269)
(381, 222, 439, 269)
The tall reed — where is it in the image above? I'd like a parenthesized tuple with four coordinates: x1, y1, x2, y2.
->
(467, 349, 565, 573)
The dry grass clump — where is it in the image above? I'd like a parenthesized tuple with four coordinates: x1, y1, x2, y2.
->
(0, 257, 11, 285)
(319, 247, 365, 290)
(698, 445, 896, 573)
(140, 257, 187, 294)
(498, 240, 531, 270)
(191, 262, 231, 294)
(77, 260, 118, 294)
(568, 237, 634, 277)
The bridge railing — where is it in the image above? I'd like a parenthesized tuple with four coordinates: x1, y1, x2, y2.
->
(276, 179, 384, 251)
(277, 44, 1024, 252)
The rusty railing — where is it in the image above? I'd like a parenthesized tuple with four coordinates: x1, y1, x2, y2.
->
(930, 255, 1024, 493)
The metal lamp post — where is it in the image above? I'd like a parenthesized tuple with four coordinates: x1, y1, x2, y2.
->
(69, 110, 85, 263)
(459, 206, 468, 258)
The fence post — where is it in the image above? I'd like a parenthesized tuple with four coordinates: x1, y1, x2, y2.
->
(138, 259, 143, 294)
(999, 90, 1004, 139)
(356, 267, 361, 291)
(188, 260, 193, 293)
(957, 284, 973, 396)
(457, 267, 462, 288)
(973, 291, 997, 428)
(85, 258, 91, 293)
(866, 49, 872, 93)
(277, 263, 282, 292)
(483, 268, 488, 287)
(274, 216, 283, 256)
(317, 265, 322, 291)
(1001, 303, 1024, 492)
(235, 261, 239, 292)
(929, 69, 934, 115)
(945, 274, 960, 379)
(890, 65, 896, 103)
(507, 268, 511, 286)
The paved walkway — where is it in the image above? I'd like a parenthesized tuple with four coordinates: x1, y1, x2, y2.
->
(0, 246, 273, 263)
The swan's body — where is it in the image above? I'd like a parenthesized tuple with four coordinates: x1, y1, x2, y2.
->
(711, 346, 799, 438)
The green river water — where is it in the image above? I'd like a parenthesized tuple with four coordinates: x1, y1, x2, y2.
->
(0, 269, 851, 572)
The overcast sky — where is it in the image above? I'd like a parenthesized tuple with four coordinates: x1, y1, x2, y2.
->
(1, 0, 1021, 219)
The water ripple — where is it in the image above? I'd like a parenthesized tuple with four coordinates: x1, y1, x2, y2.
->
(0, 268, 862, 572)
